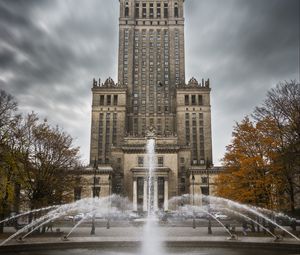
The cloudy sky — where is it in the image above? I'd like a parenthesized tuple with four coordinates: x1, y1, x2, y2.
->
(0, 0, 299, 165)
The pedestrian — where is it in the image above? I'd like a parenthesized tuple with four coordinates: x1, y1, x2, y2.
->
(46, 221, 53, 232)
(242, 222, 248, 236)
(231, 225, 236, 235)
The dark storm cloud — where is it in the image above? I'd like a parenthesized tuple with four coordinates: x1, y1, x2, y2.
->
(185, 0, 299, 162)
(0, 0, 119, 163)
(0, 0, 298, 164)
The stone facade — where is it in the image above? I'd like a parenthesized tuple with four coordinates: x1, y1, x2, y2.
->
(86, 0, 215, 212)
(71, 166, 113, 202)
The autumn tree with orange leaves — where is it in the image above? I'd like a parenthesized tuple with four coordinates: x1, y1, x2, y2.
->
(216, 81, 300, 212)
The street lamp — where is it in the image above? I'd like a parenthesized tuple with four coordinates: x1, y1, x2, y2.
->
(106, 174, 111, 229)
(206, 158, 212, 234)
(192, 174, 196, 229)
(90, 158, 98, 235)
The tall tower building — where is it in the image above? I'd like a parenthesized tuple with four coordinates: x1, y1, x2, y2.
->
(89, 0, 213, 211)
(118, 0, 185, 136)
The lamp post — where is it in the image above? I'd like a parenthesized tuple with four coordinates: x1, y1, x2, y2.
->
(206, 158, 212, 234)
(106, 174, 111, 229)
(90, 159, 98, 235)
(192, 174, 196, 229)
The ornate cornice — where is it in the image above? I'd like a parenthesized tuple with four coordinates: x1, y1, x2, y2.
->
(131, 167, 170, 173)
(176, 77, 211, 90)
(121, 145, 181, 153)
(189, 167, 224, 175)
(91, 77, 127, 90)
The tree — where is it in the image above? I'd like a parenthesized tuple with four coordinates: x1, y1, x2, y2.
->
(0, 90, 18, 140)
(0, 89, 82, 233)
(0, 90, 19, 233)
(215, 117, 284, 210)
(216, 81, 300, 212)
(254, 81, 300, 212)
(14, 113, 80, 210)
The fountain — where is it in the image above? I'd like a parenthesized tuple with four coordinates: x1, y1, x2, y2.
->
(0, 133, 299, 254)
(141, 137, 165, 255)
(0, 193, 299, 254)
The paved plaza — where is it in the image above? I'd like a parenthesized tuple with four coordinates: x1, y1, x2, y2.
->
(1, 220, 299, 244)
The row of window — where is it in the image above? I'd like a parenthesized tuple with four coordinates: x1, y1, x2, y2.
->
(125, 2, 179, 19)
(174, 31, 180, 84)
(98, 113, 118, 163)
(184, 95, 203, 106)
(99, 95, 118, 106)
(131, 116, 172, 135)
(133, 20, 170, 26)
(131, 29, 171, 114)
(185, 112, 206, 165)
(138, 155, 164, 167)
(123, 29, 129, 85)
(74, 186, 101, 201)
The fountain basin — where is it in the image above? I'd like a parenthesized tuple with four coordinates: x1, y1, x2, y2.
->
(1, 237, 300, 254)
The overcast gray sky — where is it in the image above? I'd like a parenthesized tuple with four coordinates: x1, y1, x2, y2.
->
(0, 0, 299, 165)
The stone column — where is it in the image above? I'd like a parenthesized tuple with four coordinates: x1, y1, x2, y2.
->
(133, 178, 137, 211)
(154, 177, 158, 211)
(143, 177, 148, 212)
(164, 178, 169, 211)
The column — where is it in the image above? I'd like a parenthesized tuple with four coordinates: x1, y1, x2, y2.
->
(154, 177, 158, 211)
(164, 178, 168, 211)
(143, 177, 148, 212)
(133, 178, 137, 211)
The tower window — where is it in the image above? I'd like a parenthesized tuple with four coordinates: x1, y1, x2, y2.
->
(201, 177, 208, 184)
(150, 3, 154, 18)
(142, 3, 146, 18)
(157, 3, 161, 18)
(157, 156, 164, 166)
(135, 3, 139, 18)
(164, 3, 168, 18)
(138, 156, 144, 167)
(107, 95, 111, 105)
(184, 95, 189, 105)
(198, 95, 203, 105)
(113, 95, 118, 105)
(100, 95, 104, 106)
(93, 177, 100, 185)
(125, 2, 129, 17)
(174, 3, 179, 18)
(191, 95, 196, 105)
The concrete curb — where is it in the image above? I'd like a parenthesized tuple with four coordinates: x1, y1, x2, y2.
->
(0, 239, 300, 253)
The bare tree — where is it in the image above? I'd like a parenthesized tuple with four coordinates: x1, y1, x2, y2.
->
(0, 90, 18, 144)
(0, 90, 19, 233)
(254, 81, 300, 212)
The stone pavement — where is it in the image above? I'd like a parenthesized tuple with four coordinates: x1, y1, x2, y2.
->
(1, 225, 299, 245)
(0, 225, 299, 254)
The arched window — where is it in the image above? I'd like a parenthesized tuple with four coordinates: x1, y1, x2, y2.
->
(174, 3, 179, 18)
(125, 2, 129, 17)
